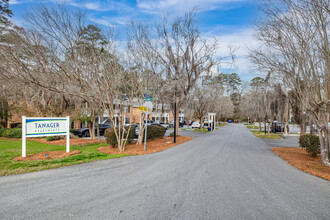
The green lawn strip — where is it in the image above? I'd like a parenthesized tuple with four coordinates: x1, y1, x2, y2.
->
(251, 130, 283, 139)
(194, 128, 212, 132)
(0, 139, 127, 176)
(245, 125, 260, 129)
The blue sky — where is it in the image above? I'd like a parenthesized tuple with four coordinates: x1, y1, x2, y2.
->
(9, 0, 263, 81)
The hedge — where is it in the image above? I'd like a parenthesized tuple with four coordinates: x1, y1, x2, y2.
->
(46, 136, 62, 141)
(0, 128, 22, 138)
(144, 125, 166, 140)
(299, 134, 320, 157)
(105, 126, 136, 147)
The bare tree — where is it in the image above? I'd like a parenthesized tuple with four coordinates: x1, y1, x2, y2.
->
(251, 0, 330, 165)
(128, 11, 221, 135)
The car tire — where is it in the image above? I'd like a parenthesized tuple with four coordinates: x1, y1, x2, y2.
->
(83, 131, 90, 137)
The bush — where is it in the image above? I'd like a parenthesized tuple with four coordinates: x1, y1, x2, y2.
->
(0, 128, 8, 136)
(1, 128, 22, 138)
(46, 134, 75, 141)
(46, 136, 62, 141)
(105, 126, 136, 147)
(144, 125, 166, 140)
(299, 134, 320, 157)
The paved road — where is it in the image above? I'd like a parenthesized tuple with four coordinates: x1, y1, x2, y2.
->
(1, 124, 329, 219)
(262, 136, 300, 148)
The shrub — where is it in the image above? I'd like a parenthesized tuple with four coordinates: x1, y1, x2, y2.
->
(1, 128, 22, 138)
(0, 128, 8, 136)
(46, 136, 62, 141)
(105, 126, 136, 147)
(299, 134, 320, 157)
(144, 125, 166, 140)
(47, 134, 75, 141)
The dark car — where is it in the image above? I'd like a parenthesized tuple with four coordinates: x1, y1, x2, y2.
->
(169, 120, 187, 128)
(271, 121, 284, 133)
(74, 124, 111, 137)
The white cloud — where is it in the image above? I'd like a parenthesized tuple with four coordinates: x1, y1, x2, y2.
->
(88, 16, 116, 27)
(137, 0, 249, 15)
(210, 27, 264, 81)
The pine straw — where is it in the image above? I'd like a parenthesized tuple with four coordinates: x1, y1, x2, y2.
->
(98, 136, 193, 155)
(13, 150, 81, 161)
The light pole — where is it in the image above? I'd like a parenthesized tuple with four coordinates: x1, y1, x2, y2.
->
(173, 77, 178, 143)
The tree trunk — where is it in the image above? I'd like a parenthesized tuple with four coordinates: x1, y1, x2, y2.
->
(96, 123, 100, 138)
(309, 117, 314, 134)
(88, 122, 95, 139)
(175, 106, 180, 135)
(300, 122, 306, 135)
(319, 127, 330, 166)
(199, 116, 203, 131)
(137, 113, 145, 144)
(259, 121, 262, 132)
(267, 121, 271, 137)
(253, 118, 257, 129)
(284, 121, 289, 135)
(283, 98, 289, 135)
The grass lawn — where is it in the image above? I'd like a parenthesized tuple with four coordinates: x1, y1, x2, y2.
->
(0, 139, 127, 176)
(251, 130, 283, 139)
(194, 128, 212, 132)
(245, 125, 260, 129)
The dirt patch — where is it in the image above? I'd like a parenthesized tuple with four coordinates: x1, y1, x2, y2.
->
(272, 147, 330, 181)
(13, 150, 81, 161)
(0, 137, 105, 146)
(98, 136, 193, 155)
(30, 138, 105, 146)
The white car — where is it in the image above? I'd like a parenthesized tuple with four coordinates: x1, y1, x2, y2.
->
(192, 122, 201, 128)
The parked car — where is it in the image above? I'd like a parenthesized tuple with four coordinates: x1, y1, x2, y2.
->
(168, 120, 187, 128)
(73, 124, 111, 137)
(192, 122, 200, 128)
(159, 122, 169, 129)
(271, 121, 284, 133)
(228, 120, 232, 123)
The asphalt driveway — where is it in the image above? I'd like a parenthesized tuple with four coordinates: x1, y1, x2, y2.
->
(0, 124, 329, 219)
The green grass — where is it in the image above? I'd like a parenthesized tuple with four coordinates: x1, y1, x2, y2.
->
(0, 139, 127, 176)
(251, 130, 283, 139)
(245, 125, 260, 129)
(194, 128, 212, 132)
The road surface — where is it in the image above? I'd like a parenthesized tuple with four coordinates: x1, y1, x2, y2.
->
(0, 124, 329, 219)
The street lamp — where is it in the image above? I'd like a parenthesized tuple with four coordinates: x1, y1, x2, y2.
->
(173, 77, 178, 143)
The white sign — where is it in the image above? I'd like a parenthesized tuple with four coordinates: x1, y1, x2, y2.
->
(26, 118, 68, 137)
(22, 116, 70, 157)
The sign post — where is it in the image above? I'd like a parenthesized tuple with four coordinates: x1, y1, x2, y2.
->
(22, 116, 70, 157)
(144, 107, 148, 151)
(22, 116, 26, 157)
(66, 116, 70, 153)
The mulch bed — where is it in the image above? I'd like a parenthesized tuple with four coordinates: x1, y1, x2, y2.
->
(0, 137, 105, 146)
(272, 147, 330, 181)
(13, 150, 81, 161)
(98, 136, 193, 155)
